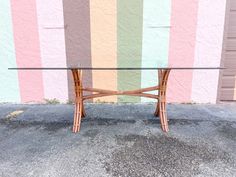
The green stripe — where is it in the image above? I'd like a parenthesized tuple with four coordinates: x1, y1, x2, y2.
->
(117, 0, 143, 102)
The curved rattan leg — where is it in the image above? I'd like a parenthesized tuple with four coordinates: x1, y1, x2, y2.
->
(159, 99, 168, 132)
(72, 69, 84, 133)
(157, 69, 170, 132)
(73, 101, 81, 132)
(73, 102, 78, 132)
(154, 100, 160, 117)
(154, 70, 162, 117)
(76, 99, 82, 132)
(158, 99, 164, 130)
(81, 102, 86, 118)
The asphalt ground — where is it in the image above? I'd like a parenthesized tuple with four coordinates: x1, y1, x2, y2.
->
(0, 103, 235, 177)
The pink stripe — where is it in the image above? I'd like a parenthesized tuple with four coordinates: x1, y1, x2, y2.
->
(11, 0, 44, 102)
(36, 0, 68, 101)
(167, 0, 199, 102)
(191, 0, 226, 103)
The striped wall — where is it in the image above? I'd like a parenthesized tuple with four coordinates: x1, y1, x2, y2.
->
(90, 0, 117, 102)
(167, 0, 199, 102)
(36, 0, 68, 101)
(11, 0, 44, 102)
(117, 0, 143, 102)
(141, 0, 171, 102)
(0, 0, 20, 102)
(191, 0, 226, 103)
(0, 0, 226, 103)
(63, 0, 92, 102)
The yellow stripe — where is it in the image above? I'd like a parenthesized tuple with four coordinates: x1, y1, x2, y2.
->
(90, 0, 117, 102)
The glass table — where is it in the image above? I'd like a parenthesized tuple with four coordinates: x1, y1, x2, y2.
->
(9, 67, 224, 133)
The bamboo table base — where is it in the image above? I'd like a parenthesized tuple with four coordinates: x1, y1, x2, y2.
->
(9, 67, 223, 133)
(71, 69, 171, 133)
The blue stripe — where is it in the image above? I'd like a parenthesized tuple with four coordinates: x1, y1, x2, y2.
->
(141, 0, 171, 102)
(0, 1, 20, 102)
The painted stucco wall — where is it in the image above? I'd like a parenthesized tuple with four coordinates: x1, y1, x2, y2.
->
(0, 0, 226, 103)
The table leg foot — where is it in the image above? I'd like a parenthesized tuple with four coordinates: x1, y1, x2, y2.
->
(161, 124, 169, 132)
(72, 100, 83, 133)
(159, 101, 169, 132)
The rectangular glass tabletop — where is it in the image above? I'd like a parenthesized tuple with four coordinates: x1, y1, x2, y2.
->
(7, 66, 227, 133)
(8, 67, 225, 70)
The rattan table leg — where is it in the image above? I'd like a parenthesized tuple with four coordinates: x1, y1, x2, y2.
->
(155, 69, 171, 132)
(71, 69, 84, 133)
